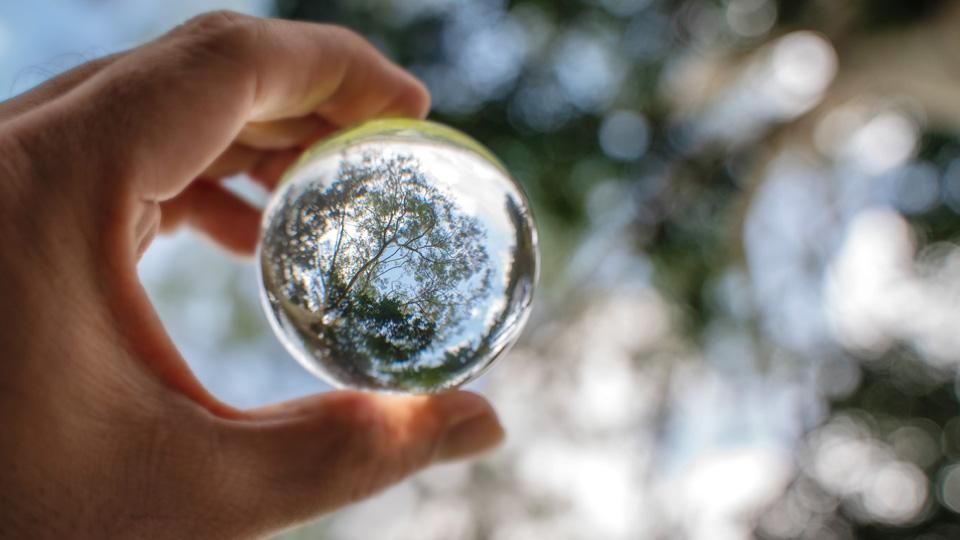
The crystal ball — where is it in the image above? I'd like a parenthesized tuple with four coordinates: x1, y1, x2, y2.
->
(258, 119, 539, 393)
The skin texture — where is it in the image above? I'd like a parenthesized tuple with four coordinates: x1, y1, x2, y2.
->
(0, 11, 504, 539)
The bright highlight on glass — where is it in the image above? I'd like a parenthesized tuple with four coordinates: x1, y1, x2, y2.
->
(258, 119, 539, 393)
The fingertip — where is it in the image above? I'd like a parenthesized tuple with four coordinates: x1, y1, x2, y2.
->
(382, 67, 432, 120)
(435, 405, 505, 463)
(218, 389, 502, 522)
(408, 75, 432, 119)
(252, 149, 302, 190)
(317, 390, 499, 461)
(183, 182, 262, 256)
(360, 391, 502, 464)
(427, 390, 504, 462)
(429, 390, 495, 427)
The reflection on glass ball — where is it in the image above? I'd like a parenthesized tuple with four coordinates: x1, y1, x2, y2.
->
(258, 119, 539, 393)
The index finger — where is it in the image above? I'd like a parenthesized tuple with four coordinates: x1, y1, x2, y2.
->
(15, 11, 430, 203)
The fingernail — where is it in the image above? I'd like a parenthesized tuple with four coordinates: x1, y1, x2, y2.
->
(435, 411, 505, 463)
(434, 391, 492, 426)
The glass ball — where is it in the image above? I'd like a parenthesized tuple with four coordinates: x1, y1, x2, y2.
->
(258, 119, 539, 393)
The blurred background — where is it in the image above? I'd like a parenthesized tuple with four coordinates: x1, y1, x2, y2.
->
(6, 0, 960, 538)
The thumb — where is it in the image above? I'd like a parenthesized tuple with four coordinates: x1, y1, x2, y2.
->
(214, 391, 503, 533)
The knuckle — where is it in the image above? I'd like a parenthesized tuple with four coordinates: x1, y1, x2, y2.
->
(181, 10, 250, 34)
(175, 10, 261, 56)
(163, 10, 264, 100)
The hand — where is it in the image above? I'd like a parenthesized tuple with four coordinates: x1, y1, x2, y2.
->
(0, 11, 503, 539)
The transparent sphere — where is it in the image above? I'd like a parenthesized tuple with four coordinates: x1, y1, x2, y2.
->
(258, 119, 539, 393)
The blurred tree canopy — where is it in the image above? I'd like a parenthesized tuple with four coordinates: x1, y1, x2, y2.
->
(270, 0, 960, 538)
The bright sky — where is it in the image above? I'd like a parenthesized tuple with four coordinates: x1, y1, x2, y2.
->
(0, 1, 271, 99)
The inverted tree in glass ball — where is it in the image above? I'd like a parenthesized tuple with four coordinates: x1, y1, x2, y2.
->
(258, 119, 538, 393)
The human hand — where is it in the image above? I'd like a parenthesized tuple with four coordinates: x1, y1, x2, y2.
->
(0, 11, 503, 539)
